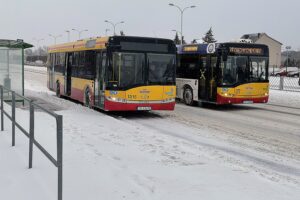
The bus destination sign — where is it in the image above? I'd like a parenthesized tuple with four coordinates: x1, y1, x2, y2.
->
(183, 45, 198, 52)
(229, 47, 263, 55)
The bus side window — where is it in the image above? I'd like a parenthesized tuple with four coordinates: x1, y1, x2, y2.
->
(84, 51, 96, 80)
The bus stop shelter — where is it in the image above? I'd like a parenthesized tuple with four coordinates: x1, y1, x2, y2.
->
(0, 39, 33, 98)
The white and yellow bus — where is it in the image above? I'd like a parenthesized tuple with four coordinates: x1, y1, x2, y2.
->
(47, 36, 177, 111)
(176, 42, 269, 105)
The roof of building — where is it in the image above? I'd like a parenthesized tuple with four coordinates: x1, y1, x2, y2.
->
(0, 39, 33, 49)
(241, 33, 282, 45)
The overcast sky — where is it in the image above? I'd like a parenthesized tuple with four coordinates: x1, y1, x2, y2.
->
(1, 0, 299, 50)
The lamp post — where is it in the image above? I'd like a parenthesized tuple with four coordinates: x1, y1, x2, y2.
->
(104, 20, 124, 36)
(169, 3, 196, 45)
(105, 28, 110, 36)
(286, 46, 291, 72)
(49, 34, 62, 45)
(72, 29, 88, 39)
(65, 30, 71, 42)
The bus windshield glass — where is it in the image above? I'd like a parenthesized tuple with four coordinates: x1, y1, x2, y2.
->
(249, 57, 268, 81)
(108, 52, 175, 88)
(148, 53, 175, 84)
(221, 56, 268, 86)
(110, 52, 145, 88)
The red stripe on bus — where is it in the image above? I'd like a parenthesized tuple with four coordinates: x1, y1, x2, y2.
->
(216, 94, 268, 104)
(104, 100, 175, 111)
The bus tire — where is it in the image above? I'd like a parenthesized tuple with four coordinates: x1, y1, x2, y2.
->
(56, 81, 61, 97)
(84, 88, 91, 107)
(183, 87, 194, 106)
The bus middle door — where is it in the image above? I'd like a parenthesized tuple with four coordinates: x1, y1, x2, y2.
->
(65, 53, 72, 96)
(94, 52, 106, 108)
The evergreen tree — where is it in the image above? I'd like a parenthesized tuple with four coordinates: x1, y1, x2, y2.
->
(202, 27, 217, 43)
(174, 32, 180, 45)
(191, 39, 198, 44)
(182, 36, 187, 45)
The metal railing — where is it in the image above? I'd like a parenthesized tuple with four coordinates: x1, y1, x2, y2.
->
(0, 85, 63, 200)
(269, 76, 300, 92)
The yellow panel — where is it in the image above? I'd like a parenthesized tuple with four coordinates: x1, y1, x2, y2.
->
(48, 37, 109, 53)
(105, 85, 176, 101)
(71, 77, 95, 92)
(217, 83, 269, 98)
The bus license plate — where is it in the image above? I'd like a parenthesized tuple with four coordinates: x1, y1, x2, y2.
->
(243, 100, 253, 104)
(137, 106, 151, 111)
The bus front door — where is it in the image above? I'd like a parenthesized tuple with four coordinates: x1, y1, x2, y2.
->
(199, 57, 207, 101)
(94, 52, 105, 109)
(49, 54, 55, 90)
(65, 53, 72, 96)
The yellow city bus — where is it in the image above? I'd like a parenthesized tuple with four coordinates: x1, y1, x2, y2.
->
(47, 36, 177, 111)
(176, 43, 269, 105)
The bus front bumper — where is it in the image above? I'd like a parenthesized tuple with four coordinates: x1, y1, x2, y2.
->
(217, 94, 269, 104)
(104, 100, 176, 111)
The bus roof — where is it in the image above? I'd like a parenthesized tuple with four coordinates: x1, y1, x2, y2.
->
(48, 36, 175, 53)
(177, 42, 269, 56)
(48, 36, 109, 53)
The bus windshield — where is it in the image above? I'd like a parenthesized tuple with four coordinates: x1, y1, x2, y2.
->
(249, 57, 268, 81)
(110, 52, 145, 88)
(148, 53, 175, 84)
(221, 56, 268, 86)
(109, 52, 175, 88)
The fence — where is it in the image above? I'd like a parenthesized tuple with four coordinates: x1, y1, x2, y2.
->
(0, 85, 63, 200)
(269, 76, 300, 92)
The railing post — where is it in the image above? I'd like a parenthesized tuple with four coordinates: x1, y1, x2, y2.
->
(29, 101, 34, 169)
(12, 91, 16, 146)
(1, 86, 4, 131)
(279, 76, 284, 90)
(57, 115, 63, 200)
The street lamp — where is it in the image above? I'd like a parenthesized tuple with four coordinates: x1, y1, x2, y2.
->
(286, 46, 291, 72)
(104, 20, 125, 36)
(72, 29, 88, 39)
(49, 34, 62, 45)
(65, 30, 71, 42)
(169, 3, 196, 44)
(105, 28, 110, 36)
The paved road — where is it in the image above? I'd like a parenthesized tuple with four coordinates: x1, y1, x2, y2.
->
(110, 102, 300, 186)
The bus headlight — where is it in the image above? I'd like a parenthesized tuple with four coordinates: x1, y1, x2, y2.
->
(265, 93, 269, 96)
(107, 96, 126, 103)
(163, 98, 175, 103)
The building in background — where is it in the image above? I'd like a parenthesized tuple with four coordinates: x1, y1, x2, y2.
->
(241, 33, 282, 68)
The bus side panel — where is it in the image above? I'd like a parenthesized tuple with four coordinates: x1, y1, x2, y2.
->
(69, 77, 95, 105)
(176, 78, 198, 101)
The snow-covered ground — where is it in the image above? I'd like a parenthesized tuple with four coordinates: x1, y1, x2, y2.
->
(0, 66, 299, 200)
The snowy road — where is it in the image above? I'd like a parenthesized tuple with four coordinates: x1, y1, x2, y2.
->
(2, 66, 298, 199)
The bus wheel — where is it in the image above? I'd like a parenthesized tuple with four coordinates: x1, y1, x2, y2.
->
(183, 87, 194, 106)
(84, 88, 91, 107)
(56, 82, 61, 97)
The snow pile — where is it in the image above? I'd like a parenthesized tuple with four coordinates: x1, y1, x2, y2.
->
(269, 90, 300, 108)
(0, 99, 299, 200)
